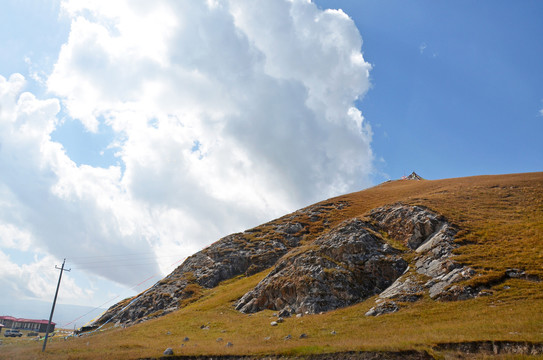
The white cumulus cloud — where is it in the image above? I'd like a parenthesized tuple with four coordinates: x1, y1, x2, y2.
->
(0, 250, 90, 303)
(0, 0, 373, 302)
(0, 73, 159, 290)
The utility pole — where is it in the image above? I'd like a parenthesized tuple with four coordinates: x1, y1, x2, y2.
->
(42, 258, 70, 352)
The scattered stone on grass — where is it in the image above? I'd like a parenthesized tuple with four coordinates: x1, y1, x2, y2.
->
(163, 347, 174, 355)
(365, 300, 400, 317)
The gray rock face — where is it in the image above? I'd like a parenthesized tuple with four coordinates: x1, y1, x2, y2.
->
(365, 204, 476, 316)
(91, 201, 350, 327)
(235, 218, 408, 315)
(374, 276, 423, 303)
(237, 203, 476, 318)
(93, 220, 308, 326)
(370, 204, 446, 250)
(93, 201, 478, 327)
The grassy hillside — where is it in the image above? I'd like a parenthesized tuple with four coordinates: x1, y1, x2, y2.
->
(2, 172, 542, 359)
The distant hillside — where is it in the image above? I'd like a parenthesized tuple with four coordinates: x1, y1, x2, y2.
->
(3, 172, 542, 360)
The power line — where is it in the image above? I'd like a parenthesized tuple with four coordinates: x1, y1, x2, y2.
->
(58, 256, 186, 329)
(71, 262, 180, 270)
(60, 273, 161, 329)
(0, 253, 189, 271)
(65, 250, 200, 261)
(66, 252, 162, 260)
(69, 254, 185, 266)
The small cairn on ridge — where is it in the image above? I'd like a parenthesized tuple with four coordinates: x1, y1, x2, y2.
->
(403, 172, 423, 180)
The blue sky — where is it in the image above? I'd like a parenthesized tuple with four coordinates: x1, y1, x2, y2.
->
(0, 0, 541, 327)
(315, 0, 543, 180)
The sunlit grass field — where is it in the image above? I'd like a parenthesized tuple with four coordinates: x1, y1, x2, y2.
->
(2, 172, 542, 359)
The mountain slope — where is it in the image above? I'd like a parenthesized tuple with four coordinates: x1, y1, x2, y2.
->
(3, 172, 542, 360)
(93, 172, 542, 328)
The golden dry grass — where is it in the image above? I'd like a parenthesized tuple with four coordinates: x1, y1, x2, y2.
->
(2, 172, 542, 360)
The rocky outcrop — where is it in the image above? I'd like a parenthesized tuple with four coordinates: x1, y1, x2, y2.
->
(92, 201, 346, 327)
(369, 204, 447, 250)
(235, 218, 407, 315)
(236, 203, 476, 317)
(93, 201, 480, 327)
(94, 230, 298, 326)
(366, 204, 476, 316)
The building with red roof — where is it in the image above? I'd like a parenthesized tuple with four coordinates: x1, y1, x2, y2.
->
(0, 316, 55, 333)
